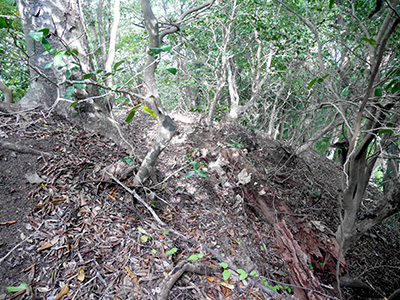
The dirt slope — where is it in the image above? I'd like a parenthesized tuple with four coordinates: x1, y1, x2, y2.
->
(0, 108, 399, 299)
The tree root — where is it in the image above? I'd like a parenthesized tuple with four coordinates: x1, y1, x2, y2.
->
(0, 140, 51, 156)
(158, 260, 217, 300)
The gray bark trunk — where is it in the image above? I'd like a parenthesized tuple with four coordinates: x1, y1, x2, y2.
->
(0, 81, 13, 103)
(134, 0, 178, 185)
(16, 0, 130, 148)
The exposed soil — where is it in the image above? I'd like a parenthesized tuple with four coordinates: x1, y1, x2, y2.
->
(0, 107, 399, 300)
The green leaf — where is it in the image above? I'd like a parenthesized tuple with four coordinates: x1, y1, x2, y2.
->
(44, 61, 54, 69)
(161, 45, 172, 52)
(41, 37, 52, 51)
(219, 262, 228, 269)
(197, 169, 208, 177)
(125, 105, 142, 124)
(83, 73, 94, 79)
(6, 282, 29, 292)
(378, 129, 395, 134)
(113, 60, 124, 70)
(166, 67, 177, 75)
(361, 37, 377, 47)
(307, 78, 317, 89)
(250, 271, 258, 276)
(140, 235, 149, 243)
(38, 28, 49, 37)
(166, 247, 178, 255)
(71, 49, 79, 56)
(110, 85, 119, 91)
(65, 86, 74, 100)
(329, 0, 335, 9)
(392, 82, 400, 93)
(374, 86, 383, 97)
(29, 31, 43, 41)
(191, 161, 200, 170)
(70, 100, 79, 107)
(151, 249, 157, 254)
(163, 230, 170, 235)
(123, 156, 134, 165)
(186, 170, 196, 178)
(341, 86, 350, 96)
(188, 254, 201, 261)
(0, 17, 8, 28)
(53, 51, 65, 67)
(237, 269, 248, 280)
(322, 74, 330, 80)
(142, 106, 157, 118)
(137, 227, 149, 235)
(73, 83, 86, 89)
(222, 269, 232, 281)
(149, 47, 162, 55)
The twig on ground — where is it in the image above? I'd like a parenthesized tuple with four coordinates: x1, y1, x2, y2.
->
(0, 222, 44, 264)
(105, 171, 165, 225)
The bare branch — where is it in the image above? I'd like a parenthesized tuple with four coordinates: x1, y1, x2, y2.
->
(160, 0, 215, 40)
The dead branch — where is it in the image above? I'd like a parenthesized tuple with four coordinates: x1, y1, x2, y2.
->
(104, 171, 165, 226)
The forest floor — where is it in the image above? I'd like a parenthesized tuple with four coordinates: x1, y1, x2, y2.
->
(0, 107, 399, 300)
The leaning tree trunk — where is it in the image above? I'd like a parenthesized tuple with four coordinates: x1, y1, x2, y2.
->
(16, 0, 129, 147)
(133, 0, 178, 185)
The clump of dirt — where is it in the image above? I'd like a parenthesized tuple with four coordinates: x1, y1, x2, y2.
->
(0, 108, 399, 300)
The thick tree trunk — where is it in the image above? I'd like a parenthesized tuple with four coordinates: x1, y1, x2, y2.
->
(16, 0, 130, 148)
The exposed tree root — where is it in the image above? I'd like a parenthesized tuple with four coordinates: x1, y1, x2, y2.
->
(0, 140, 51, 156)
(158, 260, 217, 300)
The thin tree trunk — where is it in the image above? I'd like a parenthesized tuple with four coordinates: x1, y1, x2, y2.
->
(134, 0, 178, 185)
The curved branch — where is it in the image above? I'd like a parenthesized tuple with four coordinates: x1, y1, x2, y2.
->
(160, 0, 215, 41)
(347, 17, 400, 160)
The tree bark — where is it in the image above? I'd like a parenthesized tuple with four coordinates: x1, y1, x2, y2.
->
(0, 81, 13, 103)
(15, 0, 130, 148)
(134, 0, 178, 185)
(336, 11, 400, 253)
(97, 0, 120, 107)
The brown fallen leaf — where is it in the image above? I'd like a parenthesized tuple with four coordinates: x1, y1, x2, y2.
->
(52, 196, 66, 202)
(77, 269, 85, 282)
(24, 264, 36, 272)
(221, 284, 232, 297)
(55, 282, 69, 300)
(125, 266, 135, 279)
(220, 282, 234, 289)
(38, 240, 53, 251)
(203, 275, 215, 282)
